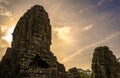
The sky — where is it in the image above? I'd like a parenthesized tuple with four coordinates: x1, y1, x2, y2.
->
(0, 0, 120, 70)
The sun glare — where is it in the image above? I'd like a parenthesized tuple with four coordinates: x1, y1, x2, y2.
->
(2, 26, 15, 43)
(54, 26, 73, 43)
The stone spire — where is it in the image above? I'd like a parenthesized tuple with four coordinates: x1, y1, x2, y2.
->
(92, 46, 120, 78)
(12, 5, 51, 51)
(0, 5, 66, 78)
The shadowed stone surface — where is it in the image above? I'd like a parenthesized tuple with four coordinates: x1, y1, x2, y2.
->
(0, 5, 66, 78)
(92, 46, 120, 78)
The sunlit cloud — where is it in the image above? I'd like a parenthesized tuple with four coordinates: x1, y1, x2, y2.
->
(79, 10, 84, 13)
(1, 25, 7, 32)
(61, 32, 120, 63)
(0, 25, 9, 60)
(0, 0, 10, 5)
(1, 11, 12, 17)
(0, 5, 12, 17)
(2, 26, 15, 43)
(51, 0, 63, 14)
(82, 24, 94, 32)
(53, 26, 73, 43)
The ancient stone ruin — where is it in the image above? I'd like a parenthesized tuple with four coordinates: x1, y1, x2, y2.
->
(92, 46, 120, 78)
(0, 5, 66, 78)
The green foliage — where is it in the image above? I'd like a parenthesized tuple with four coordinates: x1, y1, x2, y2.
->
(68, 67, 80, 78)
(68, 67, 78, 73)
(67, 67, 91, 78)
(80, 72, 90, 78)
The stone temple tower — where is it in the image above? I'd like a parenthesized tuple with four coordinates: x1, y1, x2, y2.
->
(0, 5, 66, 78)
(92, 46, 120, 78)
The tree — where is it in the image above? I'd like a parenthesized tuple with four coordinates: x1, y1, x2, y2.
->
(67, 67, 91, 78)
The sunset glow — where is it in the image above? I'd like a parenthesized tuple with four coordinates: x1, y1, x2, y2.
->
(2, 26, 15, 43)
(0, 0, 120, 70)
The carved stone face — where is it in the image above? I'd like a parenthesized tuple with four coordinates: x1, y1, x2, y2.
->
(31, 23, 44, 47)
(30, 21, 51, 49)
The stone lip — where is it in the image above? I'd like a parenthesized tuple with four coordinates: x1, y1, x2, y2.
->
(0, 5, 66, 78)
(92, 46, 120, 78)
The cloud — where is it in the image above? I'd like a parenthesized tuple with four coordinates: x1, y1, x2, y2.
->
(97, 0, 113, 6)
(98, 0, 105, 6)
(61, 31, 120, 63)
(53, 26, 73, 43)
(0, 25, 7, 36)
(82, 24, 94, 31)
(51, 0, 63, 14)
(79, 10, 84, 13)
(0, 25, 9, 60)
(1, 25, 7, 32)
(2, 25, 15, 43)
(0, 0, 10, 5)
(0, 5, 12, 17)
(0, 39, 9, 60)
